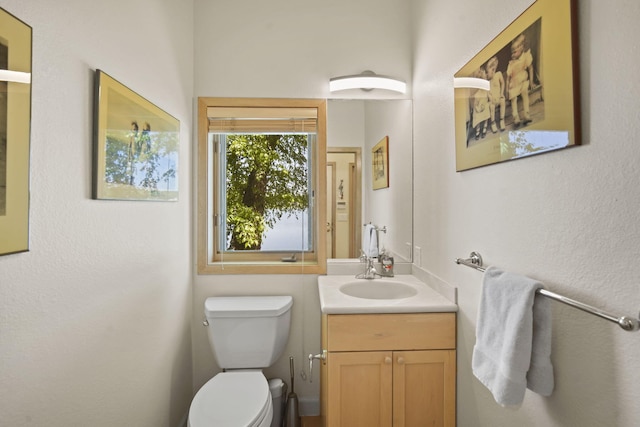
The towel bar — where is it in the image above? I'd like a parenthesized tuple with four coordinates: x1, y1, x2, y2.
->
(455, 252, 640, 332)
(364, 223, 387, 233)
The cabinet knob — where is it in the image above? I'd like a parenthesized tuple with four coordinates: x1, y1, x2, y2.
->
(384, 356, 392, 365)
(397, 357, 405, 365)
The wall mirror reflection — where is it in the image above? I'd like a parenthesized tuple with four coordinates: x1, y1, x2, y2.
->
(326, 99, 413, 262)
(0, 7, 32, 256)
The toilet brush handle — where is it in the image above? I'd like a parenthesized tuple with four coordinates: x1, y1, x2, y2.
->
(289, 356, 295, 391)
(308, 350, 327, 383)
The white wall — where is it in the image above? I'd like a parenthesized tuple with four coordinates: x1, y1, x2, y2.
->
(0, 1, 194, 426)
(192, 0, 413, 408)
(193, 0, 412, 100)
(327, 100, 366, 149)
(412, 0, 640, 425)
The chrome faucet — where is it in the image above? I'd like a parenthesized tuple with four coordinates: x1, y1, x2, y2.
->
(356, 252, 380, 279)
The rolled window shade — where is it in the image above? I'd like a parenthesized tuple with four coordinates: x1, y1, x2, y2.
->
(208, 118, 316, 133)
(207, 107, 318, 133)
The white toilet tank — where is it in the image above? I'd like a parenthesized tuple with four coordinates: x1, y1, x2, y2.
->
(204, 296, 293, 369)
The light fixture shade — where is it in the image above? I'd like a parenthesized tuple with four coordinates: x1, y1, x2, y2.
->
(329, 72, 406, 94)
(453, 77, 490, 91)
(0, 70, 31, 84)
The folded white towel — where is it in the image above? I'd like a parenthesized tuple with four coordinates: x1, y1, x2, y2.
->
(362, 224, 378, 258)
(472, 266, 554, 407)
(527, 289, 554, 397)
(362, 224, 372, 257)
(369, 226, 378, 258)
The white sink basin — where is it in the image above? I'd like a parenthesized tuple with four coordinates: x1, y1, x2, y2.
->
(339, 280, 418, 300)
(318, 275, 458, 314)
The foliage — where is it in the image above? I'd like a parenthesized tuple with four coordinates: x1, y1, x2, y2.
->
(500, 130, 564, 158)
(225, 133, 309, 250)
(104, 122, 178, 193)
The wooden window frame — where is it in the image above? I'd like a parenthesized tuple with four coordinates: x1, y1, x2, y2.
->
(197, 97, 327, 274)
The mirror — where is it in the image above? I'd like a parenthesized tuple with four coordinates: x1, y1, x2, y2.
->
(326, 99, 413, 262)
(0, 8, 32, 255)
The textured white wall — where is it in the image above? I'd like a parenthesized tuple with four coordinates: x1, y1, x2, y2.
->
(192, 0, 413, 407)
(193, 0, 412, 100)
(412, 0, 640, 425)
(0, 0, 194, 426)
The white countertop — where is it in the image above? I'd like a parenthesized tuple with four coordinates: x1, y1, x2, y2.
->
(318, 274, 458, 314)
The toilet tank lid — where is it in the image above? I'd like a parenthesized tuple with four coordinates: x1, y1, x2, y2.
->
(205, 296, 293, 318)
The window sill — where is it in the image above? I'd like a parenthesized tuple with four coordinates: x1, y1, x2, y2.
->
(197, 260, 326, 275)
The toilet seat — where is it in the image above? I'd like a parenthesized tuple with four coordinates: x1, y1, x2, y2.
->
(188, 371, 273, 427)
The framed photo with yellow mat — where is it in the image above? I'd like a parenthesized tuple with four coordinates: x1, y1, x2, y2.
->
(0, 7, 32, 256)
(371, 136, 389, 190)
(93, 70, 180, 201)
(453, 0, 580, 171)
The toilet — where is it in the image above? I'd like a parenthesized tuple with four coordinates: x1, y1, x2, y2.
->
(188, 295, 293, 427)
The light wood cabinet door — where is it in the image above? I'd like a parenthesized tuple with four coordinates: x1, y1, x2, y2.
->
(327, 351, 393, 427)
(393, 350, 456, 427)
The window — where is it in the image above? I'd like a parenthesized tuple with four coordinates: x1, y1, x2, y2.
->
(197, 98, 327, 274)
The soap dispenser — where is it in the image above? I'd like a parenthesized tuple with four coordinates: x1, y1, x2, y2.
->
(379, 252, 394, 277)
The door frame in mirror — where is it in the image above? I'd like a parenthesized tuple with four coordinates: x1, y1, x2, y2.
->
(326, 147, 362, 259)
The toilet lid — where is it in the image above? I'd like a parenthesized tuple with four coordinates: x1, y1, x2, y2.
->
(205, 296, 293, 318)
(189, 371, 272, 427)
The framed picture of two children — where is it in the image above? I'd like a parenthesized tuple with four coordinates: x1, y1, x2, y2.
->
(454, 0, 580, 172)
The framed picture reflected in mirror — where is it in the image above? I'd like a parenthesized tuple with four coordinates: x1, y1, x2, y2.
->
(0, 7, 32, 256)
(372, 135, 389, 190)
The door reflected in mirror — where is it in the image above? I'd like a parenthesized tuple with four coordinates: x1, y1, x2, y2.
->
(327, 100, 413, 262)
(326, 148, 361, 258)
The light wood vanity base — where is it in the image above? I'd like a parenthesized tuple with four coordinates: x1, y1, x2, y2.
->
(320, 312, 456, 427)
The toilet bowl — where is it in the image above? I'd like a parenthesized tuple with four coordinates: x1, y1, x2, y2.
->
(188, 295, 293, 427)
(188, 371, 273, 427)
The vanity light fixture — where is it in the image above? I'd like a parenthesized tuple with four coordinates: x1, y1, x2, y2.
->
(0, 70, 31, 84)
(453, 77, 490, 91)
(329, 71, 406, 94)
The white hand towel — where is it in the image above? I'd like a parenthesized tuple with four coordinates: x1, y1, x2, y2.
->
(368, 226, 378, 258)
(362, 224, 378, 258)
(362, 224, 373, 257)
(527, 291, 554, 397)
(472, 266, 554, 407)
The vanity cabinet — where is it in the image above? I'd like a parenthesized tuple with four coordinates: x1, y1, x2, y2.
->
(320, 312, 456, 427)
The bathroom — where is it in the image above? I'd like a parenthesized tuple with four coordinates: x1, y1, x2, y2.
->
(1, 0, 639, 426)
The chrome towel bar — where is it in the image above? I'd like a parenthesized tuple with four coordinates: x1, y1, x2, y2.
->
(455, 251, 640, 332)
(364, 223, 387, 233)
